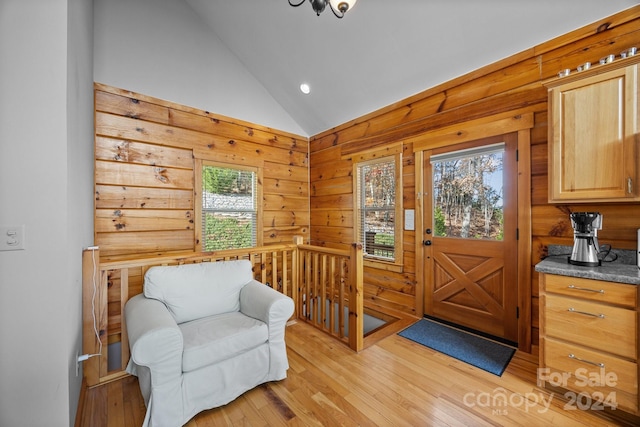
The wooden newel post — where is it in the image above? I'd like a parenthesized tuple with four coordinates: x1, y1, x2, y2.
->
(348, 242, 364, 352)
(82, 248, 102, 386)
(291, 236, 304, 319)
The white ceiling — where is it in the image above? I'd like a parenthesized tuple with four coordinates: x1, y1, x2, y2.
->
(185, 0, 638, 136)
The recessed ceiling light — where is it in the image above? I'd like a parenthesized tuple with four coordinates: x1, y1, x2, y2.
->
(300, 83, 311, 94)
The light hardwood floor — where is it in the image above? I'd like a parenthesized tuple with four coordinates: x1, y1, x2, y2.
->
(79, 319, 632, 426)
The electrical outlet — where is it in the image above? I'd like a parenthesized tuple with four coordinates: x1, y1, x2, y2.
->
(0, 225, 25, 251)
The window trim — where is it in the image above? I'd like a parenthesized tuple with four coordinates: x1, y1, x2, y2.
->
(352, 150, 403, 272)
(195, 159, 263, 252)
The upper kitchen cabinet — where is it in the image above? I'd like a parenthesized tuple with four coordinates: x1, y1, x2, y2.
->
(545, 55, 640, 203)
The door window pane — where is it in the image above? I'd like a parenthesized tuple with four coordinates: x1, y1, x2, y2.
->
(431, 145, 504, 240)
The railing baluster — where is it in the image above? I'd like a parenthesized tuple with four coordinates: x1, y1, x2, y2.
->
(120, 268, 130, 372)
(328, 255, 336, 335)
(339, 257, 346, 340)
(271, 250, 278, 291)
(305, 250, 312, 321)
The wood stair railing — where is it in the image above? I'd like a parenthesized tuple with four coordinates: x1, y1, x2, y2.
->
(81, 237, 363, 387)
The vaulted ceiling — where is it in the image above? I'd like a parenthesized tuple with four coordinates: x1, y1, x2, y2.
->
(185, 0, 638, 136)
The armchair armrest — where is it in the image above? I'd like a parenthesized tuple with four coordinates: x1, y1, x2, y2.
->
(239, 280, 294, 326)
(125, 294, 184, 366)
(124, 294, 184, 427)
(240, 280, 294, 380)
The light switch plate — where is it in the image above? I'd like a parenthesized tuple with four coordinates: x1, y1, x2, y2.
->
(0, 225, 25, 251)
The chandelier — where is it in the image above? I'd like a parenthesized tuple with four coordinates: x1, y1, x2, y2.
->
(288, 0, 358, 18)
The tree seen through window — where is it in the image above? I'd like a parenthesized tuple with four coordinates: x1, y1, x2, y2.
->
(358, 159, 396, 260)
(432, 147, 504, 240)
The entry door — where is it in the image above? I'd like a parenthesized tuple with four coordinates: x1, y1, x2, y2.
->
(423, 134, 518, 343)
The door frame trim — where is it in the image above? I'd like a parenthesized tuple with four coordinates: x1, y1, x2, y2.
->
(413, 112, 533, 352)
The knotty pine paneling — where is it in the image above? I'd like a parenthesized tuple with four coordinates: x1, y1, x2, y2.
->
(195, 138, 308, 167)
(98, 230, 195, 257)
(530, 143, 548, 177)
(309, 138, 418, 317)
(310, 193, 354, 210)
(95, 161, 194, 189)
(532, 203, 640, 247)
(95, 209, 194, 233)
(94, 83, 309, 258)
(309, 161, 352, 182)
(95, 184, 193, 210)
(310, 209, 354, 228)
(363, 282, 416, 314)
(309, 7, 640, 350)
(310, 225, 355, 247)
(263, 194, 308, 211)
(168, 108, 308, 154)
(311, 176, 353, 197)
(263, 161, 308, 181)
(95, 137, 194, 168)
(92, 8, 640, 352)
(531, 112, 548, 145)
(95, 90, 170, 124)
(309, 144, 344, 169)
(263, 178, 309, 198)
(264, 210, 310, 228)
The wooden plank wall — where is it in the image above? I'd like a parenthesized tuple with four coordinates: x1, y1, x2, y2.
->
(94, 83, 310, 258)
(92, 7, 640, 356)
(308, 7, 640, 353)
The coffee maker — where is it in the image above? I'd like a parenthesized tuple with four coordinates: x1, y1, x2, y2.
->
(568, 212, 602, 267)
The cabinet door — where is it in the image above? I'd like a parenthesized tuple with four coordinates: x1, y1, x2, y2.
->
(548, 65, 638, 202)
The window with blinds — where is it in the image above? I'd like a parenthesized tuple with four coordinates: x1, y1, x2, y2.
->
(356, 157, 397, 261)
(201, 164, 257, 251)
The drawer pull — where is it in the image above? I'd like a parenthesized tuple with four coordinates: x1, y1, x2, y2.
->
(567, 285, 604, 294)
(567, 307, 605, 318)
(568, 353, 605, 368)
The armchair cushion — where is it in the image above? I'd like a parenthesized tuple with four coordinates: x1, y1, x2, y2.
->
(143, 260, 253, 324)
(179, 312, 268, 372)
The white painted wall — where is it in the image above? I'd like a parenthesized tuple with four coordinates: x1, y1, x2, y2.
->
(0, 0, 94, 425)
(67, 0, 95, 423)
(93, 0, 307, 136)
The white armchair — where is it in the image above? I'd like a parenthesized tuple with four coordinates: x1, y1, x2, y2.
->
(124, 260, 295, 427)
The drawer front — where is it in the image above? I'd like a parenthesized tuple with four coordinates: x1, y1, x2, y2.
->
(544, 274, 637, 308)
(543, 294, 637, 359)
(543, 337, 638, 412)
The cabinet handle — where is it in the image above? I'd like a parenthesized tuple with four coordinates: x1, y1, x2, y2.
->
(628, 177, 633, 194)
(567, 285, 604, 294)
(569, 353, 605, 368)
(568, 307, 605, 318)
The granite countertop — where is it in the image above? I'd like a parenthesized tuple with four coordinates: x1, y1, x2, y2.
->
(535, 245, 640, 285)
